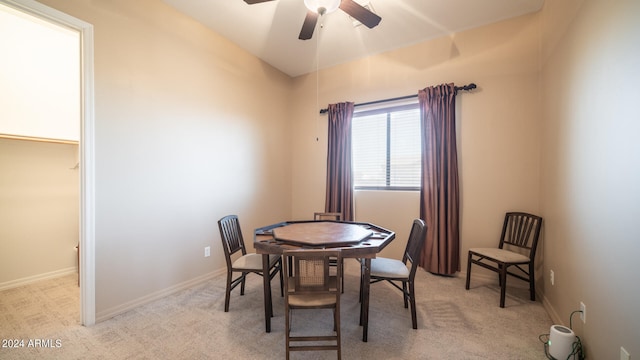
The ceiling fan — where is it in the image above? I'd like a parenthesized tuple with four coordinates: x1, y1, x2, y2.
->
(243, 0, 382, 40)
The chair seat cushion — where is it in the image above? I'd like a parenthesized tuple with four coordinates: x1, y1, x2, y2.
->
(233, 253, 279, 271)
(469, 248, 530, 263)
(370, 257, 409, 279)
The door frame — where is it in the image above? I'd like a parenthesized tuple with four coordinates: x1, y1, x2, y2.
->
(1, 0, 96, 325)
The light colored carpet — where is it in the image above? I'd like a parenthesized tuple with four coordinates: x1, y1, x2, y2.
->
(0, 261, 552, 359)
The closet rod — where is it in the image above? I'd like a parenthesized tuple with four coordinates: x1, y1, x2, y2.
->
(0, 133, 78, 145)
(319, 83, 477, 114)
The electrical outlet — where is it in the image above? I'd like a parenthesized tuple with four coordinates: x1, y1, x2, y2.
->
(204, 246, 210, 257)
(550, 270, 554, 286)
(620, 346, 630, 360)
(580, 302, 586, 323)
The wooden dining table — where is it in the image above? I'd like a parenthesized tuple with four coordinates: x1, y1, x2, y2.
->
(254, 220, 395, 342)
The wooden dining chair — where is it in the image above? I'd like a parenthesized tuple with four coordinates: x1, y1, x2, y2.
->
(465, 212, 542, 307)
(218, 215, 283, 312)
(362, 219, 427, 329)
(283, 249, 342, 360)
(313, 212, 344, 292)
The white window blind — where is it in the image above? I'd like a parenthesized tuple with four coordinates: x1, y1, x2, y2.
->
(352, 103, 421, 190)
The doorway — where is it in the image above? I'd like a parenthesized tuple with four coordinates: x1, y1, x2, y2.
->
(0, 0, 95, 326)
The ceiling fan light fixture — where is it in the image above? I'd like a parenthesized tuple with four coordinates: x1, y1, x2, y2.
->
(304, 0, 340, 15)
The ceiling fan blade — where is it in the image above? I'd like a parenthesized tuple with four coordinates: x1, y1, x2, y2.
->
(243, 0, 275, 4)
(299, 10, 319, 40)
(339, 0, 381, 29)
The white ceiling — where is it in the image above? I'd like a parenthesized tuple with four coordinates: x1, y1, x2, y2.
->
(162, 0, 544, 77)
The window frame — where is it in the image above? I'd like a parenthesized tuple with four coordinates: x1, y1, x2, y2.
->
(351, 102, 422, 191)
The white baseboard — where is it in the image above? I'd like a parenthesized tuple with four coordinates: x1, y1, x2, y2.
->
(0, 267, 77, 291)
(540, 293, 563, 325)
(95, 268, 225, 323)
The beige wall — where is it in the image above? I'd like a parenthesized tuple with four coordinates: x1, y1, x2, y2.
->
(539, 0, 640, 358)
(38, 0, 293, 320)
(290, 14, 542, 263)
(0, 139, 79, 286)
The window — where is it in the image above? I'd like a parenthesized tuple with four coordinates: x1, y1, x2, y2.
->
(352, 103, 421, 190)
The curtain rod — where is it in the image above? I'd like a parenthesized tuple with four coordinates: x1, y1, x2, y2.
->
(319, 83, 477, 114)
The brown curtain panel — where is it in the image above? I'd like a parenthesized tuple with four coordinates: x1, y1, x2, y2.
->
(325, 102, 355, 221)
(418, 83, 460, 275)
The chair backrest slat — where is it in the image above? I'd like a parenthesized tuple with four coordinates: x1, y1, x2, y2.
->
(314, 212, 342, 221)
(284, 249, 341, 295)
(500, 212, 542, 254)
(218, 215, 246, 259)
(295, 257, 330, 292)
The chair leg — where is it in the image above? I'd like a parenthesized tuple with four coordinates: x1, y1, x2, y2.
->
(402, 281, 409, 308)
(224, 271, 232, 312)
(499, 265, 507, 308)
(409, 280, 417, 329)
(285, 308, 290, 360)
(341, 259, 344, 293)
(240, 272, 247, 295)
(279, 259, 284, 297)
(465, 252, 472, 290)
(529, 262, 536, 301)
(358, 259, 364, 304)
(336, 306, 342, 360)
